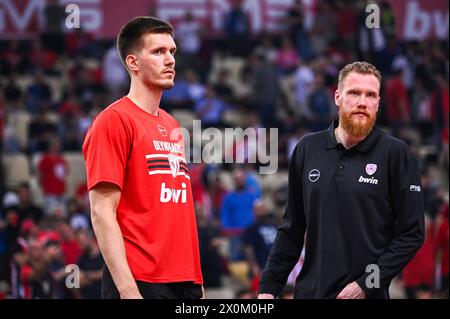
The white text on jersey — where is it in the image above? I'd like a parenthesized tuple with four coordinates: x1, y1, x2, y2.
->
(160, 182, 187, 203)
(153, 141, 183, 154)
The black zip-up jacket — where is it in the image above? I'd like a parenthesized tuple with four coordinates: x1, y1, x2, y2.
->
(259, 121, 425, 299)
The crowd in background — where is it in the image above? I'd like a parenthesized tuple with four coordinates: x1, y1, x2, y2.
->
(0, 0, 448, 299)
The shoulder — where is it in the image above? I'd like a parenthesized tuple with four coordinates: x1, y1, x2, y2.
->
(89, 98, 133, 132)
(378, 131, 418, 166)
(95, 98, 129, 122)
(294, 130, 329, 153)
(159, 108, 181, 128)
(378, 131, 410, 154)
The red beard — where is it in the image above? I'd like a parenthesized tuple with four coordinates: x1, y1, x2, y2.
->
(339, 108, 376, 138)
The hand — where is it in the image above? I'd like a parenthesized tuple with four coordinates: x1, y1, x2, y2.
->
(120, 287, 143, 299)
(201, 285, 206, 299)
(336, 282, 366, 299)
(258, 293, 275, 299)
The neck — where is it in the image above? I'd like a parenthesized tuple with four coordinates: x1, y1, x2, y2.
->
(127, 78, 162, 116)
(335, 126, 366, 149)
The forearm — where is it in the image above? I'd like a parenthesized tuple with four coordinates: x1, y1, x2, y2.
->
(259, 229, 303, 296)
(91, 211, 139, 297)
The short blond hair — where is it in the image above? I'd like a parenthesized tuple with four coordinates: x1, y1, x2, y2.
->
(338, 61, 382, 90)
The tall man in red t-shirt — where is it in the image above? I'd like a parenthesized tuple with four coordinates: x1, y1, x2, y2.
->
(82, 16, 203, 299)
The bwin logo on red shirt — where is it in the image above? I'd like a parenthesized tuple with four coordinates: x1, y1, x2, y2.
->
(160, 182, 187, 203)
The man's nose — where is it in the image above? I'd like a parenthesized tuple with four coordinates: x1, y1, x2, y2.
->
(165, 52, 175, 66)
(357, 95, 369, 108)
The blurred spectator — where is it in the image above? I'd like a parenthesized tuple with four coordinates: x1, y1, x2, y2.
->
(0, 41, 27, 76)
(310, 0, 337, 57)
(15, 182, 44, 224)
(161, 72, 192, 110)
(421, 170, 445, 220)
(223, 0, 251, 57)
(430, 73, 449, 147)
(385, 68, 411, 136)
(391, 50, 414, 91)
(66, 198, 89, 231)
(293, 59, 315, 116)
(232, 66, 253, 104)
(75, 181, 90, 214)
(176, 10, 203, 68)
(220, 168, 260, 261)
(37, 137, 68, 215)
(42, 0, 66, 54)
(3, 74, 23, 109)
(0, 211, 9, 283)
(57, 222, 81, 266)
(65, 27, 95, 58)
(58, 112, 82, 151)
(411, 77, 433, 141)
(0, 92, 4, 147)
(20, 238, 54, 298)
(285, 0, 312, 59)
(229, 112, 261, 165)
(436, 203, 449, 298)
(76, 229, 103, 299)
(72, 65, 105, 105)
(59, 91, 82, 117)
(208, 172, 228, 219)
(194, 85, 229, 127)
(253, 34, 277, 66)
(276, 36, 299, 75)
(380, 0, 396, 39)
(185, 69, 206, 103)
(26, 71, 52, 114)
(27, 40, 58, 75)
(402, 216, 437, 299)
(102, 44, 129, 99)
(335, 0, 358, 47)
(20, 236, 67, 299)
(212, 69, 234, 103)
(250, 53, 279, 128)
(28, 107, 58, 154)
(197, 206, 223, 288)
(304, 72, 337, 131)
(242, 200, 277, 283)
(357, 1, 386, 63)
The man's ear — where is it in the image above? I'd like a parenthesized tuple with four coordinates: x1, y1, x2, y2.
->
(334, 89, 341, 107)
(126, 54, 139, 73)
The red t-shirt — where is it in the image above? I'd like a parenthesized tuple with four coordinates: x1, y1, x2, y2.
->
(82, 97, 203, 284)
(386, 76, 410, 121)
(38, 155, 68, 196)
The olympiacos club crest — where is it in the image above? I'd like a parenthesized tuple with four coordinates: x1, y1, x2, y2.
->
(168, 154, 180, 178)
(365, 164, 377, 176)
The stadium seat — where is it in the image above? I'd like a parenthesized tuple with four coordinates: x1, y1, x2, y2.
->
(29, 174, 44, 207)
(260, 170, 289, 193)
(62, 152, 87, 198)
(223, 109, 245, 127)
(12, 110, 32, 150)
(2, 153, 31, 190)
(31, 152, 43, 175)
(170, 109, 197, 131)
